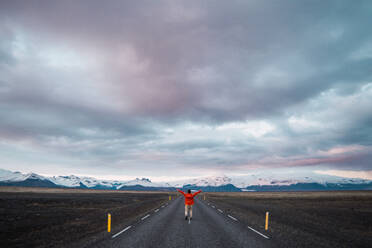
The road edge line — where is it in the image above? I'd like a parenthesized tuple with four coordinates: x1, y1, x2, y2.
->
(112, 225, 132, 239)
(141, 214, 150, 220)
(247, 226, 270, 239)
(227, 214, 238, 221)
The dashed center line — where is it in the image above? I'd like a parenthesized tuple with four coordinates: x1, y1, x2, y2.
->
(141, 214, 150, 220)
(161, 205, 165, 208)
(154, 209, 159, 213)
(112, 225, 132, 239)
(218, 209, 223, 213)
(211, 205, 215, 208)
(228, 215, 238, 221)
(248, 226, 270, 239)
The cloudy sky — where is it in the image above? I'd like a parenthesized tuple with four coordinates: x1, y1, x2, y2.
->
(0, 0, 371, 181)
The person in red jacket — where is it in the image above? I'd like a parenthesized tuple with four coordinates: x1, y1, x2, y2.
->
(177, 189, 202, 220)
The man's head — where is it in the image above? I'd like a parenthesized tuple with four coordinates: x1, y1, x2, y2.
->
(188, 189, 191, 194)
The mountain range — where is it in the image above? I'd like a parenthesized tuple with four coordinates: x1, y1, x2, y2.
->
(1, 168, 371, 192)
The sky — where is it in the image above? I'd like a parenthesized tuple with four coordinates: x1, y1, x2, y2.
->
(0, 0, 372, 182)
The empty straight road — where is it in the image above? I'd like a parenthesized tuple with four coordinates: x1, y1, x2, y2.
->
(93, 196, 272, 248)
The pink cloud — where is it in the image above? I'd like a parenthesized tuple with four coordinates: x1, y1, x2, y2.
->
(315, 170, 372, 180)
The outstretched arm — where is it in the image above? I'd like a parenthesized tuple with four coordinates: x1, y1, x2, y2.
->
(192, 190, 202, 197)
(177, 189, 186, 196)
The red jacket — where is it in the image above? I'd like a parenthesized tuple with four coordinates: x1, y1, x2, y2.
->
(177, 189, 202, 205)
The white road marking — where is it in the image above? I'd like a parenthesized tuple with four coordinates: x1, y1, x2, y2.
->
(161, 205, 165, 208)
(154, 209, 159, 213)
(218, 209, 223, 213)
(141, 214, 150, 220)
(112, 226, 132, 239)
(228, 215, 238, 221)
(212, 205, 215, 208)
(248, 226, 270, 239)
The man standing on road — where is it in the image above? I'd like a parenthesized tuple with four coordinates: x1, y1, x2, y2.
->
(177, 189, 202, 220)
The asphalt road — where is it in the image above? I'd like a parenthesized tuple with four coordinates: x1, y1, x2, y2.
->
(94, 196, 272, 248)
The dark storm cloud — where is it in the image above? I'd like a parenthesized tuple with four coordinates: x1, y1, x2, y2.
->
(2, 0, 371, 121)
(0, 0, 371, 177)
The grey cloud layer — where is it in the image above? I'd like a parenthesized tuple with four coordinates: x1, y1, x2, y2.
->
(0, 0, 371, 177)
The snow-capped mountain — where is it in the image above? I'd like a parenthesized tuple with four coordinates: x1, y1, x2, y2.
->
(49, 175, 124, 189)
(49, 175, 165, 189)
(0, 169, 58, 188)
(0, 169, 47, 182)
(0, 169, 170, 190)
(168, 175, 232, 188)
(228, 171, 372, 188)
(1, 168, 371, 191)
(117, 178, 171, 189)
(167, 172, 372, 191)
(187, 175, 232, 187)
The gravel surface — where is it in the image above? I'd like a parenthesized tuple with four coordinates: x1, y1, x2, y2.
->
(205, 191, 372, 248)
(0, 189, 169, 247)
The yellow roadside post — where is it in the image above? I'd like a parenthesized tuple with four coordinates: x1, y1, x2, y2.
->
(204, 194, 206, 200)
(108, 213, 111, 232)
(265, 212, 269, 231)
(169, 195, 171, 201)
